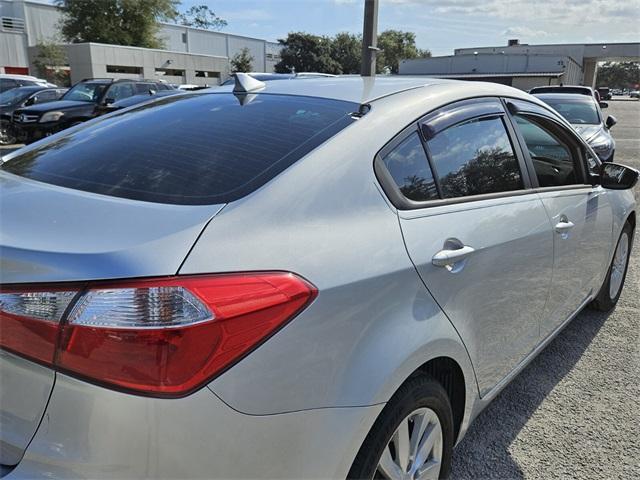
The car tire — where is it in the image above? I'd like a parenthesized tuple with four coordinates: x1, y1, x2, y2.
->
(0, 119, 17, 145)
(589, 221, 633, 312)
(348, 375, 454, 480)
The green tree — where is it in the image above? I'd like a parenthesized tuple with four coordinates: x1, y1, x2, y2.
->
(331, 32, 361, 74)
(178, 4, 227, 30)
(56, 0, 179, 49)
(377, 30, 431, 74)
(275, 32, 341, 74)
(230, 47, 254, 73)
(596, 62, 640, 89)
(33, 40, 70, 86)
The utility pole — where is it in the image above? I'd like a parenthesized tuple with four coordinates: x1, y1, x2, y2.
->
(361, 0, 379, 76)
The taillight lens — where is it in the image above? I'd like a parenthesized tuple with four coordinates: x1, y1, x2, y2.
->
(0, 289, 77, 364)
(0, 273, 317, 397)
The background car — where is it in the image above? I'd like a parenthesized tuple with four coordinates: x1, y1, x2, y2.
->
(529, 85, 603, 103)
(630, 90, 640, 99)
(11, 78, 174, 143)
(533, 92, 617, 161)
(0, 74, 55, 92)
(220, 72, 337, 86)
(597, 86, 612, 100)
(0, 86, 66, 145)
(0, 76, 636, 479)
(95, 88, 183, 116)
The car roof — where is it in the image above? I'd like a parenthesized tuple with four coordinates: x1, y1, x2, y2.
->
(11, 85, 47, 92)
(215, 75, 470, 103)
(214, 75, 538, 105)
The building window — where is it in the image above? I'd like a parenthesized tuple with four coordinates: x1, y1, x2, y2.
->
(106, 65, 143, 74)
(182, 33, 187, 43)
(195, 71, 220, 78)
(155, 68, 185, 77)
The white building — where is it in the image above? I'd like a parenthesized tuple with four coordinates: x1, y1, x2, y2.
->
(0, 0, 282, 85)
(399, 40, 640, 90)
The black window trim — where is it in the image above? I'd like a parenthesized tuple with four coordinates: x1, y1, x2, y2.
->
(503, 98, 593, 192)
(374, 96, 535, 211)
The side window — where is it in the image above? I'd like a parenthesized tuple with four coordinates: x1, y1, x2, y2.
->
(382, 132, 438, 202)
(514, 115, 582, 187)
(0, 79, 18, 92)
(33, 91, 57, 104)
(105, 83, 135, 102)
(135, 83, 154, 94)
(426, 116, 523, 198)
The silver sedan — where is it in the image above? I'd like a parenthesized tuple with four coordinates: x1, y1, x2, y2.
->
(0, 75, 637, 479)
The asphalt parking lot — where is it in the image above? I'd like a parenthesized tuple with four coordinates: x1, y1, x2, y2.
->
(452, 98, 640, 479)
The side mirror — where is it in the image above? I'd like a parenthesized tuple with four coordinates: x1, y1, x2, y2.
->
(599, 101, 609, 109)
(605, 115, 617, 129)
(104, 97, 115, 105)
(600, 163, 639, 190)
(24, 97, 35, 106)
(148, 88, 157, 95)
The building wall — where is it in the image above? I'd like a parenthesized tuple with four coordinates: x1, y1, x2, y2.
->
(64, 42, 229, 86)
(158, 24, 274, 73)
(1, 0, 280, 75)
(0, 31, 27, 69)
(22, 1, 62, 45)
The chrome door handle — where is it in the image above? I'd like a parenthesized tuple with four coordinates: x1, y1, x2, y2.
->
(554, 220, 575, 233)
(432, 245, 475, 267)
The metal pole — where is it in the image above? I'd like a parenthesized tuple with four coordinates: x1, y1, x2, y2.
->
(361, 0, 379, 76)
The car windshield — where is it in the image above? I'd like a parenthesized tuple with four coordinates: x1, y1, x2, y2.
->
(1, 93, 359, 205)
(62, 82, 108, 102)
(539, 98, 600, 125)
(0, 88, 33, 106)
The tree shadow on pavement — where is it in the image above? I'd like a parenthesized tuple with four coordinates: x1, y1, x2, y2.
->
(450, 306, 612, 479)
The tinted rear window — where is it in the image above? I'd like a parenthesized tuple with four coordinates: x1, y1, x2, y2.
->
(2, 93, 358, 204)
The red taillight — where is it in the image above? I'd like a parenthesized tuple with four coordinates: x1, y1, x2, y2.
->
(0, 273, 317, 397)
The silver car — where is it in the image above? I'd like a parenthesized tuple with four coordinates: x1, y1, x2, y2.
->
(0, 76, 637, 479)
(533, 92, 617, 162)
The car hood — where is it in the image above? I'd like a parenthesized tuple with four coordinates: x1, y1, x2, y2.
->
(0, 172, 224, 284)
(17, 100, 93, 114)
(572, 124, 604, 142)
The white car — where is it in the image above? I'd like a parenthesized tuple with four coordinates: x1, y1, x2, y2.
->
(0, 74, 56, 90)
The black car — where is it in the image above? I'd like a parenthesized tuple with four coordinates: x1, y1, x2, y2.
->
(12, 78, 174, 143)
(96, 89, 183, 116)
(0, 86, 67, 145)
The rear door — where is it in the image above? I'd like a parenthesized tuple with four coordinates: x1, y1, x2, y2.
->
(505, 99, 613, 337)
(376, 98, 554, 396)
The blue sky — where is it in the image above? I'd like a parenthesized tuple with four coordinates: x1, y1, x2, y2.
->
(182, 0, 640, 56)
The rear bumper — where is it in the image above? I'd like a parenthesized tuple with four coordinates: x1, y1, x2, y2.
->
(5, 374, 382, 479)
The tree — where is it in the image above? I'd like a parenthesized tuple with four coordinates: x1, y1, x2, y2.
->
(377, 30, 431, 74)
(56, 0, 178, 49)
(230, 47, 254, 73)
(596, 62, 640, 89)
(178, 4, 227, 30)
(331, 32, 361, 74)
(33, 40, 70, 86)
(275, 32, 341, 74)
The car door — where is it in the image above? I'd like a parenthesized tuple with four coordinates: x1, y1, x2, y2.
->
(505, 99, 613, 338)
(375, 98, 554, 396)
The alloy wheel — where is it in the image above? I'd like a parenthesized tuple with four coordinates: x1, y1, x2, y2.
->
(375, 407, 443, 480)
(0, 120, 17, 145)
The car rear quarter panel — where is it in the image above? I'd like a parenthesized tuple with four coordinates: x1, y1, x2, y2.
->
(180, 88, 480, 424)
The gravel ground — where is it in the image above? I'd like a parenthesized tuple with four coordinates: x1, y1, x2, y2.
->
(452, 98, 640, 479)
